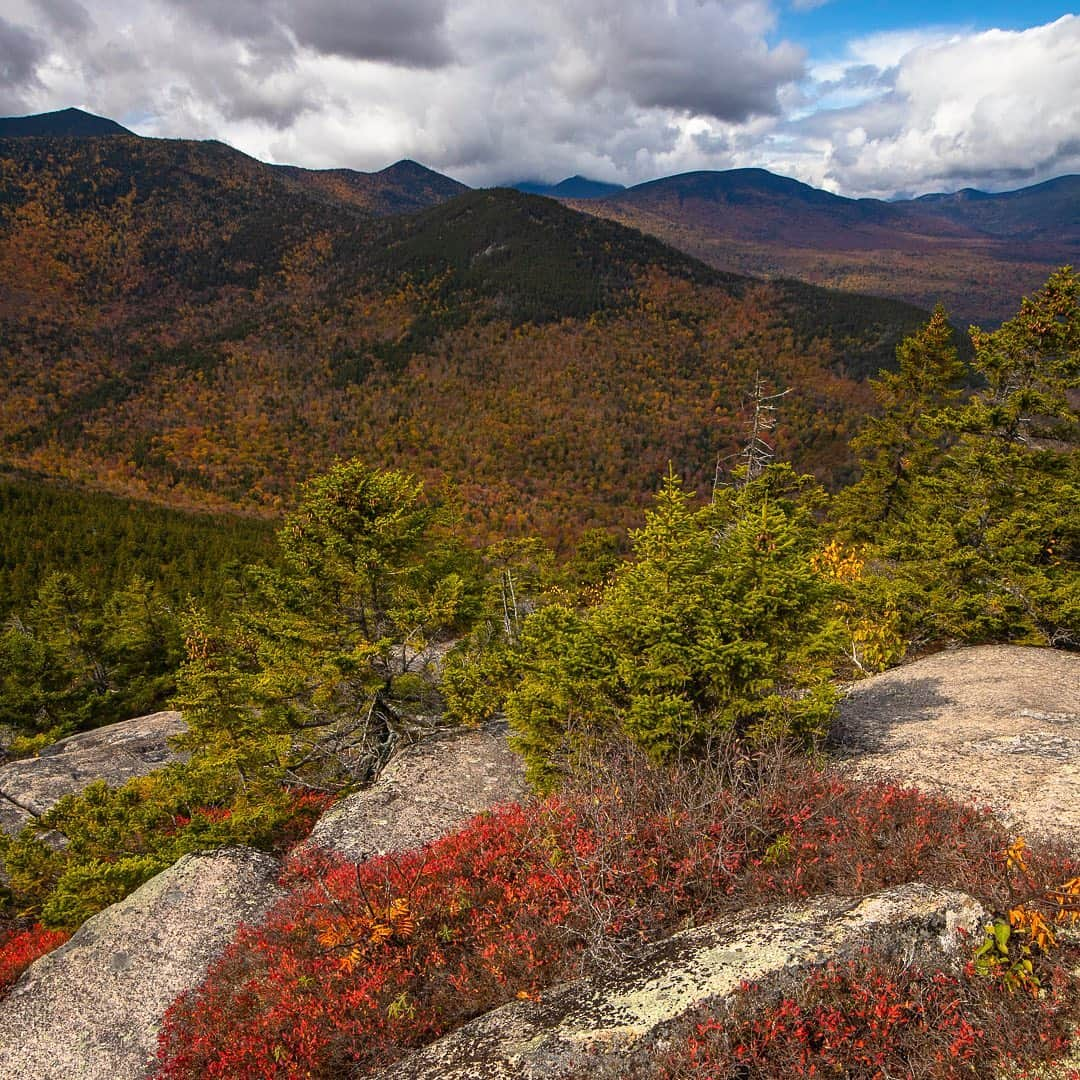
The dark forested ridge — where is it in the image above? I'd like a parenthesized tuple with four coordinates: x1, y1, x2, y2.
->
(0, 130, 933, 546)
(914, 174, 1080, 238)
(511, 175, 627, 199)
(0, 107, 133, 138)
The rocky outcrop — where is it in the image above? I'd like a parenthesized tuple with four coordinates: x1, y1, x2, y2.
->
(306, 721, 527, 860)
(0, 722, 523, 1079)
(0, 847, 283, 1080)
(371, 884, 986, 1080)
(0, 711, 187, 837)
(11, 672, 1074, 1080)
(829, 646, 1080, 851)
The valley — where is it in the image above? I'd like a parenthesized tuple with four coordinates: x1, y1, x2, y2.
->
(0, 122, 933, 546)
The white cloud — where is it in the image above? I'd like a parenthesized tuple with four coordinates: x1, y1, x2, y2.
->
(1, 0, 804, 183)
(802, 16, 1080, 196)
(1, 2, 1078, 196)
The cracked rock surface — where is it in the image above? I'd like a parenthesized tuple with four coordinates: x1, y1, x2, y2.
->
(829, 646, 1079, 852)
(369, 885, 986, 1080)
(0, 711, 187, 837)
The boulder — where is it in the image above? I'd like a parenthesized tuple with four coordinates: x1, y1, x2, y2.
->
(829, 646, 1080, 851)
(370, 884, 986, 1080)
(0, 711, 187, 836)
(0, 846, 283, 1080)
(306, 721, 528, 861)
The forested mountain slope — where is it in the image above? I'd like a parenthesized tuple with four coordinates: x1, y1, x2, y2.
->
(0, 132, 930, 546)
(272, 159, 468, 216)
(915, 174, 1080, 239)
(568, 169, 1079, 324)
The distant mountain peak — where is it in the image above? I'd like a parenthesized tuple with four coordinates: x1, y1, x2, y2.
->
(271, 156, 467, 217)
(508, 175, 626, 200)
(615, 168, 850, 208)
(551, 176, 625, 199)
(378, 159, 452, 180)
(0, 107, 133, 138)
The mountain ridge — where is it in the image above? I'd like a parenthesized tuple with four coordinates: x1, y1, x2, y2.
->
(3, 106, 1075, 225)
(0, 107, 133, 137)
(568, 169, 1078, 323)
(271, 157, 468, 216)
(0, 130, 931, 543)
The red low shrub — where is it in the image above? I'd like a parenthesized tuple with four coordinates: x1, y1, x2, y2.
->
(158, 802, 575, 1077)
(155, 750, 1079, 1078)
(588, 948, 1080, 1079)
(0, 923, 70, 993)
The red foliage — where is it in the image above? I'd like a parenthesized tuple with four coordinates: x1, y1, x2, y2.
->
(274, 791, 337, 849)
(0, 923, 70, 993)
(629, 952, 1079, 1080)
(155, 760, 1079, 1079)
(170, 806, 233, 831)
(158, 802, 574, 1077)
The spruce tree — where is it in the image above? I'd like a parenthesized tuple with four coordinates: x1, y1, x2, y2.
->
(507, 465, 843, 789)
(175, 460, 476, 792)
(835, 305, 965, 538)
(842, 269, 1079, 647)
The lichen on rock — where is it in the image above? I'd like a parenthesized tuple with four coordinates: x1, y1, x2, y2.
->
(369, 884, 986, 1080)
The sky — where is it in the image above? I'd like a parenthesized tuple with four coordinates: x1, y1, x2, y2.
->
(1, 0, 1078, 198)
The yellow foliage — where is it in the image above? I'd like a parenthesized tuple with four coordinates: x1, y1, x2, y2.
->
(980, 838, 1080, 991)
(814, 539, 905, 674)
(1009, 906, 1057, 952)
(316, 895, 416, 973)
(812, 539, 865, 582)
(1004, 837, 1030, 875)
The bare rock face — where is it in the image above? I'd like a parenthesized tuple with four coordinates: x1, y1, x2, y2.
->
(306, 721, 528, 861)
(370, 884, 986, 1080)
(0, 711, 187, 837)
(0, 847, 283, 1080)
(829, 646, 1080, 851)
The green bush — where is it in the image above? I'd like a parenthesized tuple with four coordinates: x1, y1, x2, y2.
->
(0, 771, 330, 929)
(506, 465, 844, 789)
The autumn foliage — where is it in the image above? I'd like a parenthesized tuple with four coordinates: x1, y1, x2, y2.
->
(591, 952, 1079, 1080)
(0, 136, 927, 548)
(156, 749, 1079, 1078)
(0, 923, 70, 993)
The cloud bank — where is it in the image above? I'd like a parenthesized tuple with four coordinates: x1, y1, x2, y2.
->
(0, 0, 1077, 196)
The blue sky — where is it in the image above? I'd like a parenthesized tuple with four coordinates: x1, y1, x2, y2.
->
(1, 1, 1079, 196)
(777, 2, 1075, 44)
